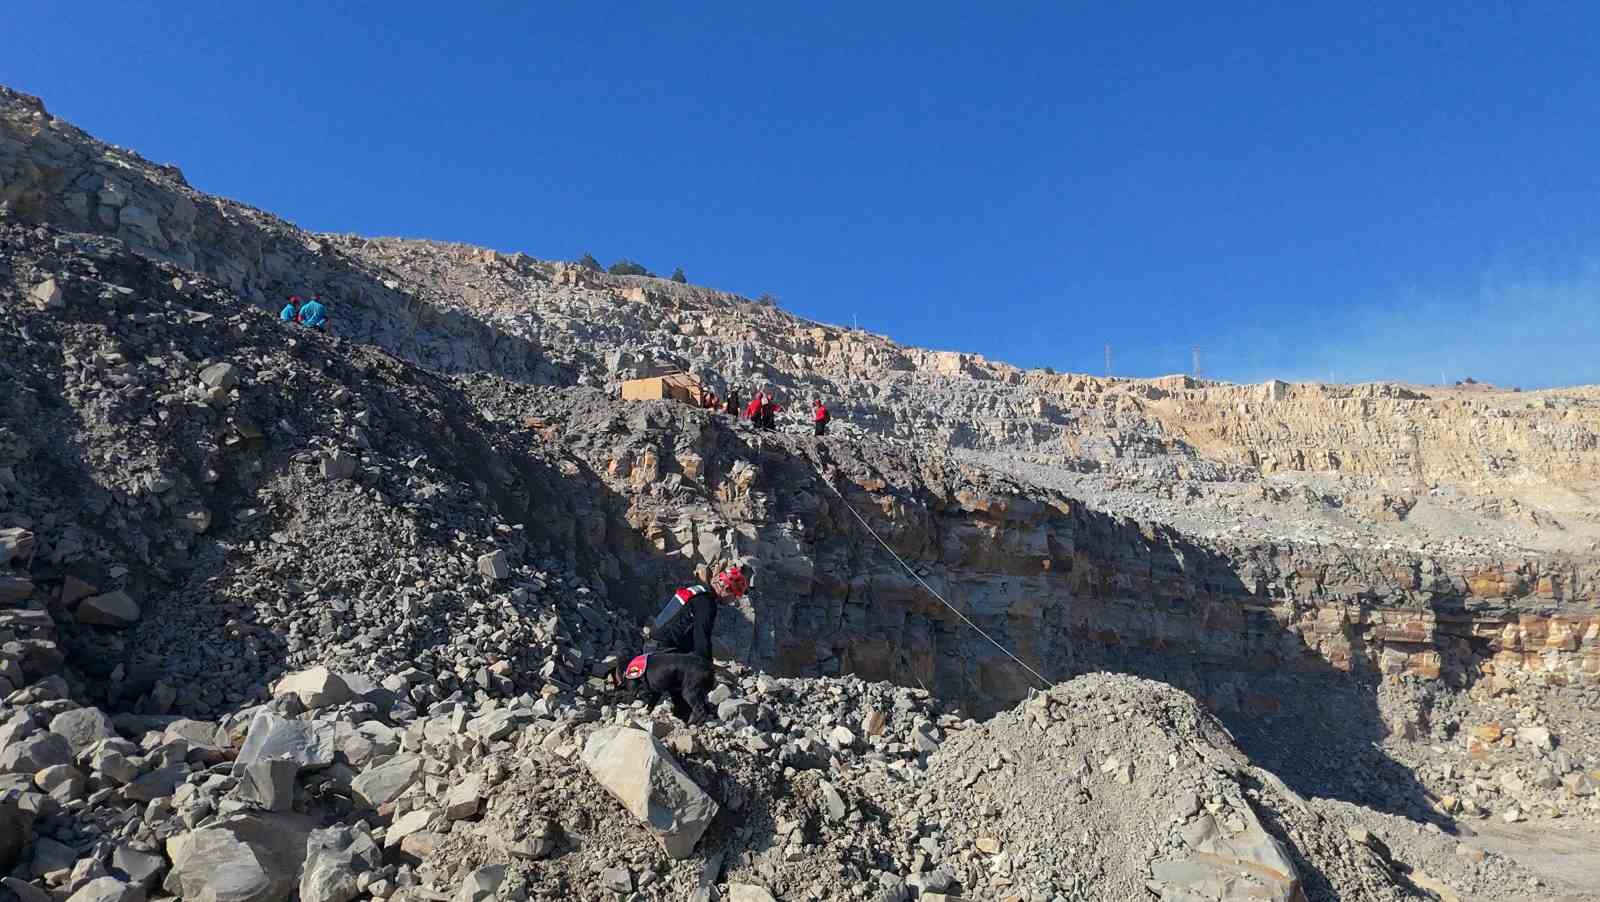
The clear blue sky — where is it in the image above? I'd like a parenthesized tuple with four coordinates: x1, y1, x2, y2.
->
(7, 3, 1600, 387)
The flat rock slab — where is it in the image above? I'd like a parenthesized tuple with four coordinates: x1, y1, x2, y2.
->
(581, 725, 719, 859)
(351, 755, 420, 809)
(77, 591, 140, 627)
(232, 713, 335, 776)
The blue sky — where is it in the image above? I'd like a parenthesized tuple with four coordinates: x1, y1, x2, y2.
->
(6, 3, 1599, 387)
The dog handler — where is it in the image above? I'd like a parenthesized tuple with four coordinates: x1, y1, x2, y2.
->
(646, 564, 752, 662)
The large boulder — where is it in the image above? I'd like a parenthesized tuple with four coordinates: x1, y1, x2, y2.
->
(110, 844, 167, 890)
(0, 711, 39, 750)
(49, 708, 118, 755)
(271, 668, 351, 710)
(1151, 806, 1305, 902)
(232, 713, 335, 776)
(0, 730, 72, 775)
(476, 550, 509, 580)
(580, 726, 719, 859)
(237, 758, 298, 812)
(163, 719, 225, 751)
(164, 813, 314, 902)
(76, 591, 140, 627)
(299, 825, 380, 902)
(351, 755, 420, 809)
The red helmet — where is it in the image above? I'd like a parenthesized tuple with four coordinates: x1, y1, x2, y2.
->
(712, 565, 750, 598)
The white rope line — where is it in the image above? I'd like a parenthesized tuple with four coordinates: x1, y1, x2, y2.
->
(815, 467, 1052, 690)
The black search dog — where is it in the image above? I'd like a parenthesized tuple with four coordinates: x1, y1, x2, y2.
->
(607, 652, 715, 725)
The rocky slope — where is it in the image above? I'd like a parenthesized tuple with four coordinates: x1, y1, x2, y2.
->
(3, 82, 1600, 900)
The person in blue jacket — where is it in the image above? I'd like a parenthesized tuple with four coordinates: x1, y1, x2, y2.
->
(298, 295, 328, 331)
(280, 296, 301, 322)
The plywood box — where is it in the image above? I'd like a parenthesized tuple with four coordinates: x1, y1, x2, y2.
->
(620, 372, 700, 404)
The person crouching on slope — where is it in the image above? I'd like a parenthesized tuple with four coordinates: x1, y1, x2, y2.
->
(280, 296, 301, 322)
(298, 295, 328, 331)
(645, 564, 752, 662)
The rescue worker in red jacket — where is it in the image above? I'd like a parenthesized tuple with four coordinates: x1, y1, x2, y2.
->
(744, 392, 763, 422)
(812, 398, 830, 436)
(759, 394, 780, 430)
(646, 564, 753, 662)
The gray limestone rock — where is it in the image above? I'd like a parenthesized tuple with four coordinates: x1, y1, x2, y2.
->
(476, 550, 509, 580)
(109, 845, 166, 890)
(199, 362, 238, 390)
(76, 591, 140, 627)
(351, 755, 419, 809)
(271, 667, 351, 710)
(237, 758, 298, 812)
(232, 713, 335, 776)
(0, 730, 71, 775)
(63, 877, 142, 902)
(580, 726, 718, 859)
(49, 708, 118, 755)
(454, 866, 506, 902)
(163, 813, 314, 902)
(299, 825, 381, 902)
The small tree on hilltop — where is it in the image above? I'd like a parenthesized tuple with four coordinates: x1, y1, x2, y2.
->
(670, 267, 687, 283)
(608, 259, 650, 277)
(577, 252, 601, 271)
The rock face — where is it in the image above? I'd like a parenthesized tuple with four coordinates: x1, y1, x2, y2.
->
(581, 726, 720, 859)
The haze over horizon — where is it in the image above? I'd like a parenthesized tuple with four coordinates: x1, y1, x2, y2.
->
(5, 2, 1599, 389)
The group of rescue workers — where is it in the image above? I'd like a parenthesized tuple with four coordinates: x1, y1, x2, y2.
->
(613, 384, 832, 715)
(279, 295, 330, 331)
(695, 385, 830, 435)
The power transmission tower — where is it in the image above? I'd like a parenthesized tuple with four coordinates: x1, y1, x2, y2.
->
(1191, 345, 1202, 378)
(1104, 344, 1112, 378)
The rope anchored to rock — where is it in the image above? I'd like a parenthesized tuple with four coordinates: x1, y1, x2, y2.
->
(807, 451, 1052, 691)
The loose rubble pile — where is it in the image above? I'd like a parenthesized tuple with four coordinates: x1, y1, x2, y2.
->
(1, 656, 1442, 902)
(1375, 678, 1600, 825)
